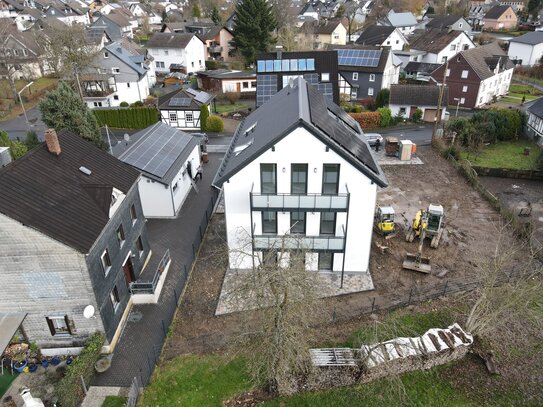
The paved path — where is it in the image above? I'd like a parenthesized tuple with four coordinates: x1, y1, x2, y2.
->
(91, 154, 222, 387)
(0, 106, 46, 141)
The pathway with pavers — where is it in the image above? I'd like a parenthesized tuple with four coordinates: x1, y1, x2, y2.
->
(91, 154, 222, 388)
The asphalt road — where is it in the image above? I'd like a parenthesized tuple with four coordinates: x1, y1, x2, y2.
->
(377, 124, 434, 146)
(1, 107, 46, 141)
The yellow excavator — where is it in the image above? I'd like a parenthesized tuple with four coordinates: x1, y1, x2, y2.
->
(374, 206, 397, 239)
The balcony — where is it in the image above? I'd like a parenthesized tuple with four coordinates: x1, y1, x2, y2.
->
(253, 234, 345, 252)
(250, 192, 349, 212)
(208, 45, 223, 54)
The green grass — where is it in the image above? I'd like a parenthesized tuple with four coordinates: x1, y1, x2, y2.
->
(102, 395, 127, 407)
(509, 83, 543, 96)
(463, 140, 540, 170)
(214, 101, 253, 114)
(0, 373, 18, 398)
(139, 355, 250, 406)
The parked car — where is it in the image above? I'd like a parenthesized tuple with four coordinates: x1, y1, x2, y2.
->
(191, 133, 209, 144)
(365, 133, 383, 146)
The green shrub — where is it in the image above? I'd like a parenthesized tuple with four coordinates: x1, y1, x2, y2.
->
(536, 149, 543, 171)
(375, 88, 390, 108)
(55, 332, 104, 407)
(119, 101, 129, 107)
(206, 115, 224, 132)
(412, 108, 423, 123)
(24, 130, 40, 150)
(377, 107, 392, 127)
(93, 107, 160, 129)
(200, 104, 210, 132)
(0, 130, 27, 159)
(131, 100, 144, 107)
(349, 112, 380, 129)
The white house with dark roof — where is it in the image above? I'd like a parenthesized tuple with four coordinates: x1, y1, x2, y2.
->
(389, 84, 448, 121)
(507, 31, 543, 66)
(380, 9, 418, 36)
(147, 32, 206, 74)
(355, 25, 408, 51)
(212, 77, 387, 287)
(116, 122, 201, 218)
(409, 28, 475, 64)
(158, 87, 215, 129)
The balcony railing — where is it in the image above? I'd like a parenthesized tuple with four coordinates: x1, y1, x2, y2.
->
(250, 192, 349, 211)
(208, 45, 223, 54)
(130, 249, 170, 295)
(253, 234, 345, 252)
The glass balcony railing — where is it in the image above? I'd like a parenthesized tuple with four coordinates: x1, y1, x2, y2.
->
(250, 192, 349, 211)
(253, 234, 345, 251)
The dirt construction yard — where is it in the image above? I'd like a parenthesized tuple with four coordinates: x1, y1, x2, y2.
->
(163, 146, 518, 359)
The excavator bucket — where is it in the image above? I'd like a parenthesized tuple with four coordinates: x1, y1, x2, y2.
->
(402, 252, 431, 274)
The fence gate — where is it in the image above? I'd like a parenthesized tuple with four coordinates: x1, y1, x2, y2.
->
(126, 377, 139, 407)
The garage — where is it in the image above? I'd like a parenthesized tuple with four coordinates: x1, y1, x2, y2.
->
(423, 108, 438, 122)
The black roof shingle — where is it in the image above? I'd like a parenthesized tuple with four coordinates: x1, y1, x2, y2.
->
(389, 84, 448, 106)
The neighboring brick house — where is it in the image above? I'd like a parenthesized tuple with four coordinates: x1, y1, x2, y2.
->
(482, 5, 517, 31)
(389, 84, 448, 121)
(0, 130, 151, 353)
(431, 42, 514, 108)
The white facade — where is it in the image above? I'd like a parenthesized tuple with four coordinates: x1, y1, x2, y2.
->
(381, 29, 408, 51)
(222, 78, 257, 93)
(474, 68, 514, 107)
(418, 32, 475, 64)
(507, 41, 543, 66)
(137, 144, 200, 218)
(389, 103, 447, 121)
(527, 110, 543, 140)
(223, 127, 377, 274)
(148, 35, 206, 74)
(160, 108, 202, 129)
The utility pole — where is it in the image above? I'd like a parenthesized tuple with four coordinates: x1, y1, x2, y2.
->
(73, 63, 84, 101)
(432, 58, 449, 144)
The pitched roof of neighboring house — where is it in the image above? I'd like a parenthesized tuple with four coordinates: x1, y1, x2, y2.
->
(213, 77, 387, 188)
(331, 44, 393, 73)
(355, 25, 396, 45)
(201, 25, 232, 41)
(117, 122, 199, 185)
(484, 4, 512, 19)
(1, 30, 43, 58)
(86, 27, 111, 45)
(197, 69, 256, 79)
(389, 84, 448, 106)
(300, 19, 344, 34)
(0, 130, 140, 253)
(509, 31, 543, 45)
(300, 2, 316, 14)
(147, 32, 198, 49)
(104, 42, 146, 76)
(158, 87, 214, 111)
(160, 22, 187, 32)
(425, 14, 465, 29)
(385, 10, 417, 27)
(410, 28, 466, 54)
(103, 12, 131, 27)
(404, 61, 441, 73)
(527, 97, 543, 118)
(460, 42, 514, 79)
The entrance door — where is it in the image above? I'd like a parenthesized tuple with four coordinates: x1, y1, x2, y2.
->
(122, 256, 136, 287)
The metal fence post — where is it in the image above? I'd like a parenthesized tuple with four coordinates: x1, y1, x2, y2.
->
(442, 280, 449, 296)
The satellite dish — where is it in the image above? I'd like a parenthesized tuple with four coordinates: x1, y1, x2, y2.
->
(83, 305, 95, 319)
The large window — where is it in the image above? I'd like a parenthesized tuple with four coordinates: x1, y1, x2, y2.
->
(136, 235, 144, 256)
(290, 211, 306, 234)
(46, 316, 72, 336)
(262, 211, 277, 234)
(461, 70, 469, 78)
(322, 164, 339, 194)
(260, 164, 277, 193)
(318, 252, 334, 271)
(261, 250, 277, 266)
(320, 212, 336, 235)
(291, 164, 307, 194)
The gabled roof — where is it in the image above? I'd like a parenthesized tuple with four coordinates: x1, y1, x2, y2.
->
(117, 122, 199, 185)
(301, 19, 344, 34)
(103, 12, 131, 27)
(300, 2, 316, 14)
(213, 77, 387, 188)
(0, 130, 140, 253)
(527, 97, 543, 118)
(104, 42, 146, 77)
(355, 25, 396, 45)
(425, 14, 466, 29)
(147, 32, 199, 49)
(484, 5, 513, 19)
(404, 61, 441, 74)
(197, 69, 256, 79)
(332, 44, 391, 73)
(509, 31, 543, 45)
(86, 27, 110, 45)
(385, 10, 417, 27)
(158, 87, 214, 111)
(410, 28, 467, 54)
(389, 84, 447, 106)
(460, 42, 514, 80)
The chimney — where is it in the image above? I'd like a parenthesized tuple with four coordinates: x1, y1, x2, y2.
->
(44, 129, 61, 155)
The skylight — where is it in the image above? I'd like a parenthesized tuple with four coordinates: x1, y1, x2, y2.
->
(234, 138, 254, 156)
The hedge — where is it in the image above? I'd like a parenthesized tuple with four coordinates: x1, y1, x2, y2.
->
(55, 332, 105, 407)
(207, 115, 224, 132)
(93, 107, 160, 129)
(350, 112, 381, 129)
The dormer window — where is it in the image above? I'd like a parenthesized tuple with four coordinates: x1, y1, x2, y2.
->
(109, 187, 126, 218)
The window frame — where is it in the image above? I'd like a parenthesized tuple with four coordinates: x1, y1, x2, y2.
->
(46, 315, 72, 336)
(169, 112, 178, 122)
(320, 212, 336, 235)
(369, 73, 375, 82)
(101, 249, 112, 275)
(322, 164, 340, 195)
(321, 72, 330, 82)
(185, 112, 193, 122)
(116, 224, 125, 247)
(110, 285, 121, 312)
(130, 204, 137, 224)
(262, 211, 277, 234)
(318, 252, 334, 271)
(136, 235, 144, 256)
(291, 163, 308, 194)
(290, 211, 306, 234)
(352, 72, 358, 81)
(112, 67, 120, 74)
(260, 163, 277, 194)
(368, 87, 374, 96)
(461, 70, 469, 79)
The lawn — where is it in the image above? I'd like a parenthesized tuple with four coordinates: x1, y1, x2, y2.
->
(214, 100, 253, 114)
(0, 373, 18, 399)
(102, 395, 128, 407)
(463, 140, 540, 170)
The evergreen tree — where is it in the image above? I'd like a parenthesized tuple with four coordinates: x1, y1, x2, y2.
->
(24, 130, 40, 150)
(375, 88, 390, 108)
(200, 104, 210, 131)
(211, 5, 222, 25)
(0, 130, 28, 160)
(192, 3, 201, 18)
(39, 82, 104, 149)
(233, 0, 277, 65)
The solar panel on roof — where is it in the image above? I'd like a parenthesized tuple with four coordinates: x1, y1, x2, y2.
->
(337, 49, 382, 67)
(194, 91, 211, 104)
(169, 97, 192, 107)
(185, 88, 198, 96)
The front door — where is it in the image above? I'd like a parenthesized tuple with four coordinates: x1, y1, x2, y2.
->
(123, 256, 136, 287)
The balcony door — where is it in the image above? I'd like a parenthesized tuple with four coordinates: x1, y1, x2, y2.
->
(122, 256, 136, 287)
(260, 164, 276, 194)
(291, 164, 308, 194)
(322, 164, 340, 194)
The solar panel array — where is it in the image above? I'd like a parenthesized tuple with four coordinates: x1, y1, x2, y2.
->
(194, 91, 211, 104)
(120, 124, 191, 179)
(256, 74, 278, 107)
(337, 49, 382, 67)
(169, 97, 192, 107)
(185, 88, 198, 96)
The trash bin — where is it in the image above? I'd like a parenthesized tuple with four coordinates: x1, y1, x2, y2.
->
(202, 152, 209, 163)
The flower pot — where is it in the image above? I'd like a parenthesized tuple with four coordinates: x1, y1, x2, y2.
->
(13, 359, 27, 373)
(28, 363, 38, 373)
(41, 359, 49, 368)
(51, 356, 61, 366)
(66, 357, 73, 366)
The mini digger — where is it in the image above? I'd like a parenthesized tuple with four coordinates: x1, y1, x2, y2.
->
(374, 206, 397, 239)
(403, 204, 444, 274)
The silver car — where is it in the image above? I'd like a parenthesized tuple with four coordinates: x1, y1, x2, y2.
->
(365, 133, 383, 146)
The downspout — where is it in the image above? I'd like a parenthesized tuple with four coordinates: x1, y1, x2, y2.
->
(340, 183, 349, 289)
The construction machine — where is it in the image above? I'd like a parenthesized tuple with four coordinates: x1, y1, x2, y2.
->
(403, 217, 432, 273)
(405, 204, 444, 249)
(374, 206, 397, 239)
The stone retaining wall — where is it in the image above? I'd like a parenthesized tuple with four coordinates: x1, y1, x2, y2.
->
(473, 166, 543, 181)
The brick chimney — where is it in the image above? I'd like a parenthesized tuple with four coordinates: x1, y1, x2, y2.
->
(44, 129, 61, 155)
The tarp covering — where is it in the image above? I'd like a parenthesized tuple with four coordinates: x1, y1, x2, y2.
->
(0, 312, 26, 355)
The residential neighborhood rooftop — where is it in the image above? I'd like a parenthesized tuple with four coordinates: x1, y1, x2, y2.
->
(355, 25, 396, 46)
(389, 84, 448, 106)
(409, 28, 466, 54)
(509, 31, 543, 45)
(146, 32, 197, 49)
(484, 4, 512, 19)
(461, 42, 514, 79)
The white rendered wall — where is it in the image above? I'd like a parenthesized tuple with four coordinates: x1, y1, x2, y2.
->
(382, 30, 408, 51)
(171, 144, 200, 215)
(223, 126, 378, 273)
(138, 176, 175, 217)
(184, 36, 206, 73)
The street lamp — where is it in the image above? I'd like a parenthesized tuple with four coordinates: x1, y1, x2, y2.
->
(17, 81, 34, 131)
(453, 97, 463, 117)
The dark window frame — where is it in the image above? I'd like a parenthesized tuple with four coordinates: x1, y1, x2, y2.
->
(46, 315, 72, 336)
(116, 224, 125, 247)
(290, 211, 306, 234)
(320, 212, 336, 235)
(262, 211, 277, 234)
(260, 163, 277, 194)
(130, 204, 137, 224)
(291, 163, 308, 194)
(318, 252, 334, 271)
(110, 285, 121, 311)
(322, 164, 340, 195)
(136, 235, 144, 255)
